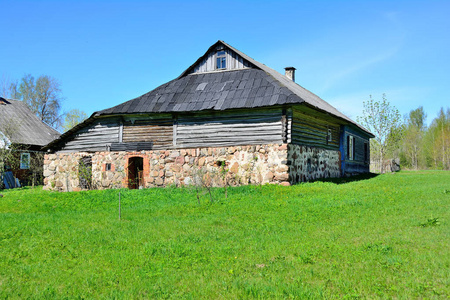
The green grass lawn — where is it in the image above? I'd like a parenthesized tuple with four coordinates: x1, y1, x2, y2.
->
(0, 171, 449, 299)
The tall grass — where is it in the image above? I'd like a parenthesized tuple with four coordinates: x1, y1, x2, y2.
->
(0, 171, 449, 298)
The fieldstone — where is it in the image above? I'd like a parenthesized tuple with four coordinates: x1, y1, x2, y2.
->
(277, 165, 289, 173)
(280, 182, 291, 187)
(274, 173, 289, 181)
(175, 156, 184, 165)
(228, 147, 236, 154)
(230, 162, 239, 174)
(170, 151, 180, 158)
(102, 180, 111, 187)
(265, 171, 274, 181)
(155, 177, 164, 186)
(198, 157, 206, 166)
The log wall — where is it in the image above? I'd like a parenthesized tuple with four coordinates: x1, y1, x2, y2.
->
(60, 118, 120, 152)
(175, 109, 284, 148)
(291, 108, 340, 149)
(122, 117, 173, 149)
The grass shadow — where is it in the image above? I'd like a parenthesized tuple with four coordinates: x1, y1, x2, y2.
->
(314, 172, 379, 185)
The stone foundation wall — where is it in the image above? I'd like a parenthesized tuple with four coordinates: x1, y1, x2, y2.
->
(43, 144, 290, 191)
(43, 144, 342, 191)
(287, 144, 341, 183)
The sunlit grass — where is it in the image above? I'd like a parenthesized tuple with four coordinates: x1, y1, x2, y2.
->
(0, 171, 449, 298)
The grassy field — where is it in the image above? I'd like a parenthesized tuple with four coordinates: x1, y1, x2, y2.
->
(0, 171, 449, 299)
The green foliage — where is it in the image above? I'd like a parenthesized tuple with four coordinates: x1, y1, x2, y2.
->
(401, 106, 427, 169)
(9, 74, 63, 129)
(419, 217, 440, 228)
(62, 109, 88, 132)
(424, 107, 450, 169)
(0, 171, 449, 298)
(357, 94, 402, 173)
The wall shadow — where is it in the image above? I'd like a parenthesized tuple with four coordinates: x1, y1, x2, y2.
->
(315, 172, 379, 185)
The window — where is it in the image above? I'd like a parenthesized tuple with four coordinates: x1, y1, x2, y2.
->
(347, 135, 354, 160)
(216, 50, 226, 69)
(105, 163, 112, 171)
(327, 128, 332, 142)
(20, 153, 30, 169)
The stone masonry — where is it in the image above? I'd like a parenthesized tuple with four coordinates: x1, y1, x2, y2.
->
(43, 143, 341, 191)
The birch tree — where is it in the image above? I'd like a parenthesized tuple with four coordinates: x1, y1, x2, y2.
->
(357, 94, 402, 173)
(10, 74, 63, 129)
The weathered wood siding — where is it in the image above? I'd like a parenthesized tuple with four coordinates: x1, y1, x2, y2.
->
(176, 109, 283, 148)
(122, 117, 173, 149)
(61, 118, 120, 152)
(340, 125, 371, 175)
(190, 48, 252, 74)
(291, 108, 340, 149)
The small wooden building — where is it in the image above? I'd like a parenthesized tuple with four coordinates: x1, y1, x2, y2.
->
(43, 41, 373, 191)
(0, 97, 60, 187)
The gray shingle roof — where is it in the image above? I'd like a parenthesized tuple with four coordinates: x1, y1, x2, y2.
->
(95, 40, 371, 135)
(45, 40, 373, 150)
(0, 98, 60, 147)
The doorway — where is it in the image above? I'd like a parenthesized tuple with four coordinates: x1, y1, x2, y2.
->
(128, 157, 143, 189)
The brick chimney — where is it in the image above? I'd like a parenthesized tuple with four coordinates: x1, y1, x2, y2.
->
(284, 67, 296, 82)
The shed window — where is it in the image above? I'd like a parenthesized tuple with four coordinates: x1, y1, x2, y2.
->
(347, 135, 355, 160)
(105, 163, 112, 171)
(20, 153, 30, 169)
(327, 128, 332, 142)
(216, 50, 226, 69)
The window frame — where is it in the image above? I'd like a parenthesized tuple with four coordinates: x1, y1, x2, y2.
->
(20, 152, 30, 169)
(347, 135, 355, 161)
(216, 50, 227, 70)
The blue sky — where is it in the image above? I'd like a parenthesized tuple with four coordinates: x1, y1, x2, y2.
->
(1, 0, 449, 127)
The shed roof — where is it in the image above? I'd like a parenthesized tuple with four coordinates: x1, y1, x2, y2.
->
(0, 98, 60, 147)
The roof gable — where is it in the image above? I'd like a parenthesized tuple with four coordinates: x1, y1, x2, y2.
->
(179, 41, 255, 77)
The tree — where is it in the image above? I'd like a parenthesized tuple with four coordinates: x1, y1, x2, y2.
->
(357, 94, 402, 173)
(10, 74, 63, 129)
(401, 107, 427, 169)
(0, 119, 21, 187)
(63, 109, 88, 132)
(425, 107, 450, 169)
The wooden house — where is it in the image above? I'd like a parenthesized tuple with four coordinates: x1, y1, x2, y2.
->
(0, 97, 60, 187)
(43, 41, 373, 191)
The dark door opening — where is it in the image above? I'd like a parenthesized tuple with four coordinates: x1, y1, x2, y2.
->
(128, 157, 143, 189)
(79, 156, 92, 189)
